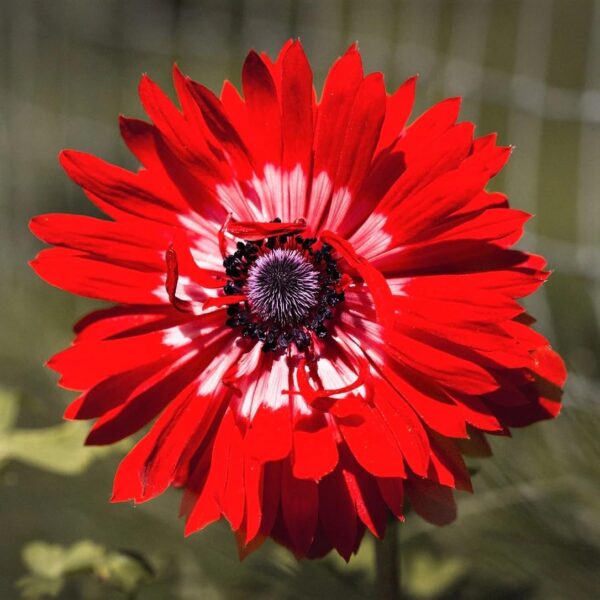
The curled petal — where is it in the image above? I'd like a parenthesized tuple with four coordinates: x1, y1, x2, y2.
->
(227, 218, 307, 240)
(321, 230, 395, 328)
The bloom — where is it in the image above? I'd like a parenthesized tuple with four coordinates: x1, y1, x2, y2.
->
(31, 40, 566, 560)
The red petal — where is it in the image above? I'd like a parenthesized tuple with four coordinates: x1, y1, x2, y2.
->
(428, 432, 473, 492)
(30, 213, 167, 271)
(185, 413, 244, 535)
(308, 45, 363, 226)
(377, 362, 468, 438)
(165, 245, 194, 313)
(335, 395, 407, 478)
(243, 458, 263, 543)
(111, 386, 224, 503)
(183, 483, 221, 535)
(187, 81, 255, 182)
(384, 145, 511, 244)
(244, 404, 292, 463)
(66, 355, 175, 420)
(242, 50, 282, 170)
(319, 467, 359, 561)
(532, 344, 567, 388)
(291, 356, 369, 407)
(202, 295, 245, 310)
(450, 392, 503, 432)
(259, 461, 282, 536)
(420, 208, 530, 247)
(85, 333, 232, 444)
(170, 229, 225, 288)
(340, 446, 388, 537)
(138, 74, 214, 169)
(456, 428, 493, 457)
(59, 150, 182, 226)
(291, 413, 338, 480)
(214, 410, 246, 530)
(48, 326, 183, 389)
(31, 247, 165, 305)
(371, 378, 431, 476)
(227, 219, 307, 240)
(72, 306, 181, 342)
(377, 477, 405, 521)
(386, 329, 500, 395)
(281, 41, 314, 172)
(375, 75, 417, 154)
(407, 480, 457, 526)
(403, 97, 461, 148)
(322, 73, 387, 230)
(85, 356, 204, 445)
(281, 460, 319, 556)
(118, 116, 164, 172)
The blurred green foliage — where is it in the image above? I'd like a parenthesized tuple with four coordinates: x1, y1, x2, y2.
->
(0, 388, 128, 475)
(17, 540, 154, 599)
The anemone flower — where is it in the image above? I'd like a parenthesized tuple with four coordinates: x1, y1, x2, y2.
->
(30, 40, 566, 560)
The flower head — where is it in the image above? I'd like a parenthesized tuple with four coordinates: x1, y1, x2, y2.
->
(31, 40, 566, 560)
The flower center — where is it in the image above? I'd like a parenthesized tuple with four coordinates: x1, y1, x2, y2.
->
(246, 249, 320, 325)
(222, 221, 345, 353)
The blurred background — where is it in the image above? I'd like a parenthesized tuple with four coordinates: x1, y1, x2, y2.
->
(1, 0, 599, 598)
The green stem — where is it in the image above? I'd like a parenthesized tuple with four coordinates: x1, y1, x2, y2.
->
(375, 519, 401, 600)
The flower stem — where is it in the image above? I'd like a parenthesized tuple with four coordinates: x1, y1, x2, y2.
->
(375, 520, 401, 600)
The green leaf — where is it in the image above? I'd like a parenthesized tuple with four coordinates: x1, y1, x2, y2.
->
(2, 421, 125, 475)
(0, 387, 20, 471)
(0, 387, 19, 432)
(17, 540, 106, 599)
(16, 575, 63, 600)
(95, 550, 155, 595)
(18, 540, 155, 599)
(22, 540, 105, 578)
(0, 391, 129, 475)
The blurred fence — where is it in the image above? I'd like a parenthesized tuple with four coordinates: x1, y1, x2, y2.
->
(1, 1, 599, 598)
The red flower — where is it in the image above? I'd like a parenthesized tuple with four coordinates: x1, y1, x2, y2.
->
(31, 41, 566, 560)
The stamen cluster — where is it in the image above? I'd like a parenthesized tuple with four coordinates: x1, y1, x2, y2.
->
(222, 220, 345, 352)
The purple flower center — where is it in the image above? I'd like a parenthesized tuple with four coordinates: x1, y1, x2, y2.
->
(246, 249, 320, 325)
